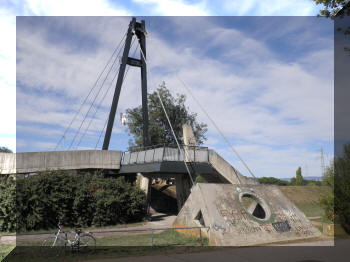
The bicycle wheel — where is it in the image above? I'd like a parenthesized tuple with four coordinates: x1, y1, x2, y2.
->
(40, 235, 66, 258)
(78, 233, 96, 254)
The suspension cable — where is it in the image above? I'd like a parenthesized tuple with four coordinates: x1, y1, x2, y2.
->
(54, 32, 127, 151)
(153, 40, 257, 180)
(67, 39, 126, 150)
(138, 42, 195, 186)
(94, 41, 138, 150)
(76, 38, 138, 149)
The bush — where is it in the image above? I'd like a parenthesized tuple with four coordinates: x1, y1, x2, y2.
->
(194, 174, 207, 183)
(0, 175, 16, 232)
(11, 171, 147, 232)
(258, 177, 289, 186)
(334, 144, 350, 233)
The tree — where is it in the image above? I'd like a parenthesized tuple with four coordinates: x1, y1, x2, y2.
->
(320, 164, 335, 222)
(333, 144, 350, 232)
(258, 177, 289, 186)
(313, 0, 350, 18)
(290, 166, 304, 185)
(0, 147, 12, 153)
(125, 82, 207, 149)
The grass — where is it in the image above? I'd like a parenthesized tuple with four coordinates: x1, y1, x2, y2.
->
(7, 230, 209, 262)
(18, 229, 208, 247)
(0, 244, 15, 262)
(279, 186, 330, 218)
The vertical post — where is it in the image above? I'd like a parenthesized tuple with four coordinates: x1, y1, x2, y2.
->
(139, 20, 149, 147)
(199, 228, 203, 246)
(103, 18, 136, 150)
(152, 145, 155, 162)
(151, 229, 154, 247)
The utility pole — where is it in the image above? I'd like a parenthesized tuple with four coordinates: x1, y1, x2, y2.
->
(102, 17, 149, 150)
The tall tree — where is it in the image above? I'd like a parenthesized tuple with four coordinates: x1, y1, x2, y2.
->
(313, 0, 350, 18)
(291, 166, 304, 185)
(125, 82, 207, 150)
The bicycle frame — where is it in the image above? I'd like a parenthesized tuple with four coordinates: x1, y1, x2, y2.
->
(53, 224, 79, 247)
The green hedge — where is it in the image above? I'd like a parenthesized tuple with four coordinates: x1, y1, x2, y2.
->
(0, 175, 16, 232)
(0, 171, 147, 232)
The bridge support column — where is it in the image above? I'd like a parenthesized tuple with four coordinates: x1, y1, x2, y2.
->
(175, 174, 192, 212)
(137, 173, 152, 214)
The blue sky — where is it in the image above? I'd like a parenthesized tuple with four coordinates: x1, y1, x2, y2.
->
(1, 1, 334, 179)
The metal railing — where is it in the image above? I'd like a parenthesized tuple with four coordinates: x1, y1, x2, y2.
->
(121, 144, 209, 165)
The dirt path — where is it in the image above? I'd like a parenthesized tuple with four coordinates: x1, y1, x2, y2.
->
(8, 212, 177, 244)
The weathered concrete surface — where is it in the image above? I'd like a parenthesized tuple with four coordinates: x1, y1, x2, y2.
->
(183, 124, 197, 147)
(0, 150, 122, 174)
(0, 153, 16, 174)
(175, 174, 192, 211)
(208, 150, 258, 185)
(173, 183, 321, 246)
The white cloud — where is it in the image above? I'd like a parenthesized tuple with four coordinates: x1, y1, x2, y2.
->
(0, 136, 16, 153)
(21, 0, 130, 16)
(12, 16, 334, 178)
(0, 9, 16, 149)
(143, 22, 333, 148)
(222, 0, 318, 16)
(218, 144, 325, 178)
(132, 0, 210, 15)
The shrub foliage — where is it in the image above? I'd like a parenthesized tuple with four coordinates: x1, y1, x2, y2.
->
(0, 171, 147, 232)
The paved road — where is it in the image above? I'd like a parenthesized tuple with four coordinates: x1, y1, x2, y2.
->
(86, 239, 349, 262)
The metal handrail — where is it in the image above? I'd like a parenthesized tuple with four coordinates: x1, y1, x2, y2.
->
(121, 144, 209, 165)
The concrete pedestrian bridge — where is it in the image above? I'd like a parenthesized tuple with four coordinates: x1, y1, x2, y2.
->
(0, 146, 321, 246)
(0, 145, 256, 186)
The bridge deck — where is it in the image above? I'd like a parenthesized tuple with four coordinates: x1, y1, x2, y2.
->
(0, 150, 122, 174)
(0, 146, 255, 187)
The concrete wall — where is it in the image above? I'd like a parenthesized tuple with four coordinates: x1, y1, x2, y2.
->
(0, 153, 16, 174)
(0, 150, 122, 174)
(173, 183, 321, 246)
(208, 150, 258, 185)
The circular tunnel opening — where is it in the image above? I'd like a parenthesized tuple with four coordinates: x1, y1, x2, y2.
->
(239, 193, 270, 221)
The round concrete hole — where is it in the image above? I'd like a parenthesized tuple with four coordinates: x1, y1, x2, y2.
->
(239, 193, 271, 221)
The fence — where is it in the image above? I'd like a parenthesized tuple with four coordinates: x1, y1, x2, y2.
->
(121, 144, 209, 165)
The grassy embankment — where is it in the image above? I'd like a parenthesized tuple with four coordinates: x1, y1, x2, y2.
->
(3, 230, 209, 262)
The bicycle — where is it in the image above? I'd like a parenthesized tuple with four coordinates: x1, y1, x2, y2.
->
(40, 221, 96, 258)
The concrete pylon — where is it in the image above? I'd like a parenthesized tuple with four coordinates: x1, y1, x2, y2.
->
(175, 173, 192, 212)
(183, 124, 197, 163)
(183, 124, 197, 147)
(136, 173, 152, 214)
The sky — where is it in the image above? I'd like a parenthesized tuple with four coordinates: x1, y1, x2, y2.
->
(1, 0, 334, 179)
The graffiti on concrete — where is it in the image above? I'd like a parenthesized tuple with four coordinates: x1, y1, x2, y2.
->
(213, 221, 227, 235)
(219, 209, 248, 221)
(272, 220, 291, 233)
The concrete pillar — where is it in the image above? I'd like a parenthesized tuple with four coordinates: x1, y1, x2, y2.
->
(183, 124, 197, 162)
(175, 173, 192, 212)
(137, 173, 152, 214)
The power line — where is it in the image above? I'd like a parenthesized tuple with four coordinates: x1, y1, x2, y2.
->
(94, 41, 139, 150)
(67, 38, 127, 150)
(138, 41, 195, 186)
(76, 38, 138, 149)
(54, 32, 127, 151)
(150, 34, 257, 181)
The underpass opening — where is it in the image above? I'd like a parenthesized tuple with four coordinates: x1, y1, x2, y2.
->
(239, 192, 271, 221)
